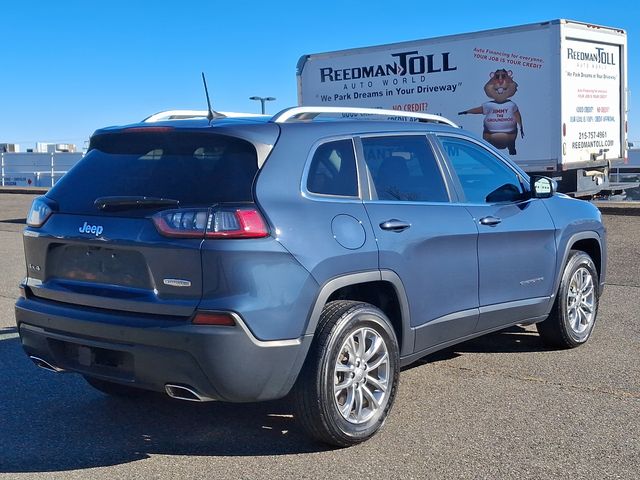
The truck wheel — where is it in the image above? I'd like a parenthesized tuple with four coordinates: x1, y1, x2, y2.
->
(293, 301, 400, 447)
(537, 250, 599, 348)
(83, 376, 149, 398)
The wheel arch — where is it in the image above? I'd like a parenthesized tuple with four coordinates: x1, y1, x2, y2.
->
(304, 270, 414, 357)
(555, 231, 604, 296)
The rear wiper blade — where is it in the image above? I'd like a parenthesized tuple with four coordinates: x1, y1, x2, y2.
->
(94, 196, 180, 211)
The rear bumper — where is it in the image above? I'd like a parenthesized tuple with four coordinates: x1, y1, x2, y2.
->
(15, 297, 313, 402)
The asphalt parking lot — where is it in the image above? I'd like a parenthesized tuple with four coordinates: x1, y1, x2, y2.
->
(0, 193, 638, 479)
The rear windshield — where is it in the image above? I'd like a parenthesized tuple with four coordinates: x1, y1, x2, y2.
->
(48, 131, 259, 214)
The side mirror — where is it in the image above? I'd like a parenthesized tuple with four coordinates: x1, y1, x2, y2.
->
(530, 176, 556, 199)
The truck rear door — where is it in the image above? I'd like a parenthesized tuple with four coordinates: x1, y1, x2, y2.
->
(560, 22, 626, 169)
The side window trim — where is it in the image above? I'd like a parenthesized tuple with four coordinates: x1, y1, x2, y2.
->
(301, 136, 362, 202)
(435, 133, 529, 205)
(429, 134, 467, 203)
(355, 132, 454, 204)
(353, 136, 373, 201)
(426, 134, 462, 203)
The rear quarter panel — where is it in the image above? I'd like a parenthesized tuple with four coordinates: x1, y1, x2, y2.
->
(198, 237, 319, 341)
(254, 123, 380, 331)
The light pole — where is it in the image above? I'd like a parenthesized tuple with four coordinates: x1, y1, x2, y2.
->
(249, 96, 276, 114)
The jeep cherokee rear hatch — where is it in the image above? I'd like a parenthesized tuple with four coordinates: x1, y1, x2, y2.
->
(23, 126, 271, 317)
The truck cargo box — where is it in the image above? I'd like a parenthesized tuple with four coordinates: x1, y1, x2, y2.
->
(298, 19, 628, 196)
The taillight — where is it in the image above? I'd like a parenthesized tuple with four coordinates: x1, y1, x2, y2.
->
(206, 208, 268, 238)
(152, 208, 209, 237)
(26, 196, 56, 227)
(152, 206, 269, 239)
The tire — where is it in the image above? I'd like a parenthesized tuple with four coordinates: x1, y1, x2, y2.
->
(83, 376, 149, 398)
(537, 250, 599, 348)
(293, 300, 400, 447)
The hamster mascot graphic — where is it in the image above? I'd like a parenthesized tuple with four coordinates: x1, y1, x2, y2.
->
(459, 69, 524, 155)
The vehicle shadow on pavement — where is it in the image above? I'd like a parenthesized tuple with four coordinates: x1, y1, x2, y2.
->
(0, 335, 328, 473)
(0, 218, 26, 224)
(412, 325, 550, 366)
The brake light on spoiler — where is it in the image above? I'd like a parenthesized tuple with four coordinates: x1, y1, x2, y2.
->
(152, 206, 269, 239)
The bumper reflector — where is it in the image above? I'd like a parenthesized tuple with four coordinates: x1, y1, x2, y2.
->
(192, 312, 236, 326)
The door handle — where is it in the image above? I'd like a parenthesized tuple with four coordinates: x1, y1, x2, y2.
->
(479, 216, 502, 226)
(379, 219, 411, 232)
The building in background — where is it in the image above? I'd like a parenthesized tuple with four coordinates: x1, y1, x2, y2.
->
(0, 143, 20, 153)
(34, 142, 77, 153)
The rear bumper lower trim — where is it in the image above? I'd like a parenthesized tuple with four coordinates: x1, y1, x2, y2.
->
(15, 297, 313, 402)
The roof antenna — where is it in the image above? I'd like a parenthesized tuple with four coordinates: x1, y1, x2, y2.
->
(201, 72, 223, 121)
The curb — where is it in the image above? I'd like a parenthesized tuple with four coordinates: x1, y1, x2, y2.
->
(593, 202, 640, 216)
(0, 187, 48, 194)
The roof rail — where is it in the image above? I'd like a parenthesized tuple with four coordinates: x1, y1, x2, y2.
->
(143, 110, 211, 122)
(270, 106, 458, 127)
(143, 110, 268, 123)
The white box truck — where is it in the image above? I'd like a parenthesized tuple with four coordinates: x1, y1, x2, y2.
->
(297, 19, 628, 197)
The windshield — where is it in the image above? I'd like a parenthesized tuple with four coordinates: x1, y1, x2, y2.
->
(48, 131, 259, 215)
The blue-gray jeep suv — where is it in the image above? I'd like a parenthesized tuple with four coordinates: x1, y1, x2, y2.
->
(15, 107, 606, 447)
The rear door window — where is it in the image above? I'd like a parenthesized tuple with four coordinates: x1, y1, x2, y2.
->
(361, 135, 449, 202)
(48, 131, 258, 214)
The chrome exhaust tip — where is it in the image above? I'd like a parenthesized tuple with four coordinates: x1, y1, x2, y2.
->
(165, 384, 215, 402)
(29, 356, 65, 373)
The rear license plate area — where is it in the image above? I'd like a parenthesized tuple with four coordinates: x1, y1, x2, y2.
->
(46, 244, 151, 289)
(49, 339, 134, 380)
